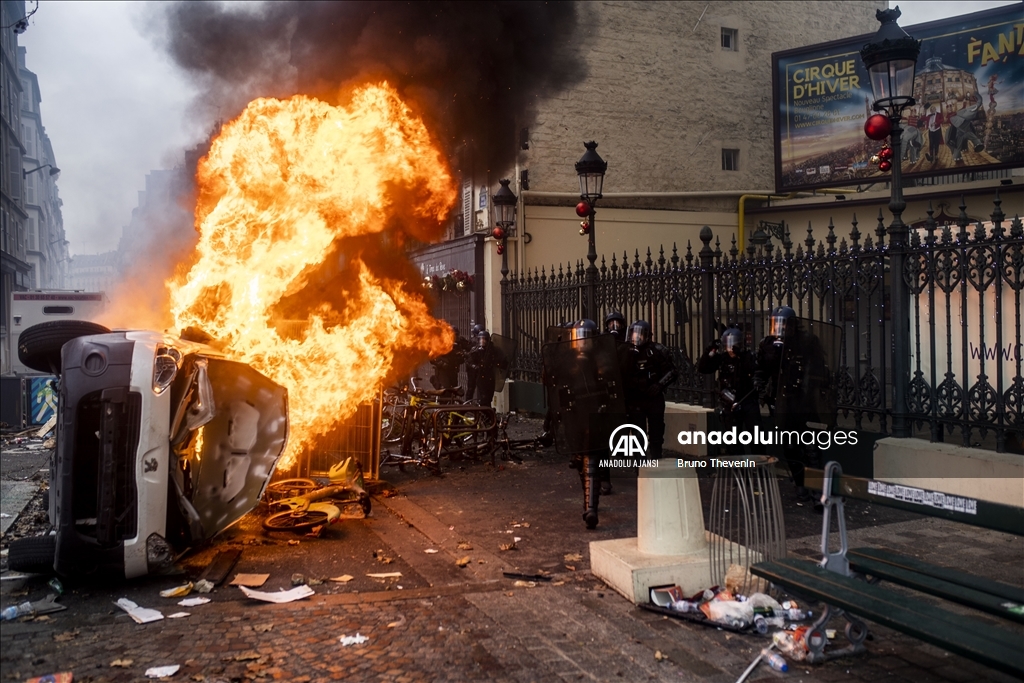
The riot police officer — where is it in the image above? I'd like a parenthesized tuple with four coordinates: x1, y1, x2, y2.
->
(542, 319, 625, 529)
(604, 310, 627, 344)
(756, 306, 830, 501)
(430, 327, 472, 390)
(620, 320, 677, 459)
(698, 326, 759, 454)
(465, 323, 485, 399)
(467, 330, 508, 407)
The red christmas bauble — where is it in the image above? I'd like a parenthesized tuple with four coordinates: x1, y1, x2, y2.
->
(575, 201, 591, 217)
(496, 244, 504, 255)
(864, 114, 892, 141)
(878, 160, 893, 172)
(878, 146, 893, 161)
(492, 226, 505, 240)
(579, 225, 590, 236)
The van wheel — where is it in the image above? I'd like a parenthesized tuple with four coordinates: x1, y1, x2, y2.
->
(8, 535, 57, 574)
(18, 320, 111, 374)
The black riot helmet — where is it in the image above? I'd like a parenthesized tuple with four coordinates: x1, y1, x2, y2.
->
(721, 327, 743, 355)
(477, 330, 491, 346)
(471, 323, 484, 337)
(603, 310, 626, 342)
(568, 319, 599, 343)
(768, 306, 797, 340)
(627, 320, 652, 349)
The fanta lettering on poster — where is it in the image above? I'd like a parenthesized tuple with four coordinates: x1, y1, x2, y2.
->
(772, 4, 1023, 193)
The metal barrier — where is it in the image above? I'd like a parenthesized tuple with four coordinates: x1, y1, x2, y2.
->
(503, 192, 1023, 452)
(298, 391, 383, 481)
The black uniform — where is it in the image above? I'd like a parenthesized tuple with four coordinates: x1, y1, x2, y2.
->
(620, 322, 677, 459)
(755, 312, 829, 488)
(697, 340, 759, 454)
(467, 338, 508, 407)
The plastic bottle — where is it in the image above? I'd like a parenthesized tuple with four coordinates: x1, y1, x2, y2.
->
(764, 651, 789, 672)
(786, 607, 808, 621)
(753, 615, 769, 634)
(671, 600, 699, 613)
(1, 602, 34, 621)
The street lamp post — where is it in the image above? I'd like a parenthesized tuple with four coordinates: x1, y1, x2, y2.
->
(23, 164, 60, 179)
(492, 178, 517, 336)
(860, 7, 921, 438)
(575, 141, 607, 322)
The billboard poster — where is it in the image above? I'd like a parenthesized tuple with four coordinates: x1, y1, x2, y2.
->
(773, 4, 1023, 193)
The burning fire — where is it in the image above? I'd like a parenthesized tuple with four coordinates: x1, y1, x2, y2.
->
(169, 84, 456, 466)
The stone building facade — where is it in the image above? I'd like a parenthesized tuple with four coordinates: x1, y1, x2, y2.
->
(19, 45, 69, 291)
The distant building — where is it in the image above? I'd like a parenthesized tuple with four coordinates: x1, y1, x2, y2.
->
(67, 251, 119, 293)
(19, 45, 69, 291)
(1, 0, 32, 374)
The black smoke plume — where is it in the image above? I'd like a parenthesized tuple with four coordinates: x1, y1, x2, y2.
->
(157, 1, 585, 175)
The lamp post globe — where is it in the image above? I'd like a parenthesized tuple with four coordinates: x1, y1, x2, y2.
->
(492, 178, 517, 279)
(860, 7, 921, 117)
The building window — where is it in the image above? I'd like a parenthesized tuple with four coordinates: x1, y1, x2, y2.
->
(721, 28, 738, 51)
(722, 148, 739, 171)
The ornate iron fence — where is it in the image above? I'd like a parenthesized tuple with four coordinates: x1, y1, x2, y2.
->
(502, 192, 1023, 452)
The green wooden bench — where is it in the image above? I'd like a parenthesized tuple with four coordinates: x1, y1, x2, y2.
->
(750, 461, 1024, 678)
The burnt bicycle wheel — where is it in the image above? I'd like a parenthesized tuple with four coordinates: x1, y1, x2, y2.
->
(262, 509, 331, 532)
(264, 479, 318, 502)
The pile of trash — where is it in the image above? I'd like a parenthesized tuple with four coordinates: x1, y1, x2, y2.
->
(649, 584, 813, 659)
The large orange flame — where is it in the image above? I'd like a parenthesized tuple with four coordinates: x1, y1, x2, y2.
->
(169, 84, 456, 466)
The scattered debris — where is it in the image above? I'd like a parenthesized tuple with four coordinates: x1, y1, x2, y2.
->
(503, 572, 552, 582)
(513, 580, 537, 588)
(111, 658, 134, 667)
(456, 542, 473, 551)
(373, 549, 394, 565)
(234, 651, 262, 661)
(115, 598, 163, 624)
(455, 556, 471, 568)
(565, 565, 576, 571)
(239, 585, 315, 603)
(654, 650, 667, 662)
(521, 522, 531, 528)
(499, 540, 517, 551)
(366, 572, 402, 579)
(424, 548, 439, 554)
(160, 582, 194, 598)
(178, 597, 211, 607)
(288, 540, 301, 546)
(145, 664, 181, 678)
(339, 633, 369, 646)
(564, 553, 583, 563)
(291, 573, 306, 586)
(330, 575, 354, 583)
(552, 581, 566, 587)
(52, 630, 79, 642)
(36, 415, 56, 437)
(43, 437, 56, 449)
(307, 577, 323, 586)
(198, 549, 241, 586)
(253, 623, 274, 633)
(230, 574, 270, 587)
(194, 579, 215, 594)
(167, 612, 190, 619)
(26, 674, 71, 683)
(386, 615, 406, 629)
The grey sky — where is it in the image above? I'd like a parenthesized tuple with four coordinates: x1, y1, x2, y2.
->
(16, 0, 1021, 256)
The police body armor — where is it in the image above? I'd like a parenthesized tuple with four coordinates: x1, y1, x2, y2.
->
(542, 332, 624, 528)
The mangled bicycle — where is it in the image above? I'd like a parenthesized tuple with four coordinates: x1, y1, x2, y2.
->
(262, 458, 371, 533)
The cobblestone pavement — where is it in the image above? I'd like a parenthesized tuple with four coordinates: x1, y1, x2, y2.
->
(1, 419, 1022, 682)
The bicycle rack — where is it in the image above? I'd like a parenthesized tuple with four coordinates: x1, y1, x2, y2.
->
(425, 405, 499, 465)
